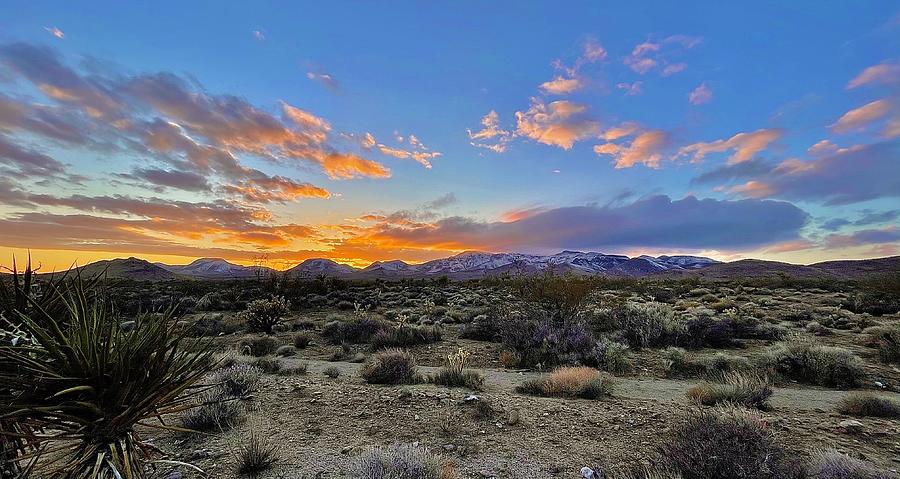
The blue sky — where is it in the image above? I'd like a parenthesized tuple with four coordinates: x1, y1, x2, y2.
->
(1, 1, 898, 268)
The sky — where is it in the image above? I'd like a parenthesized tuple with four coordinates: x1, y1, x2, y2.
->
(0, 1, 899, 271)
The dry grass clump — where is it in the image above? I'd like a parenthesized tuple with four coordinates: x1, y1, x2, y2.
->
(322, 316, 390, 344)
(763, 341, 865, 389)
(432, 348, 485, 390)
(323, 365, 342, 378)
(182, 394, 244, 432)
(360, 348, 421, 384)
(369, 322, 442, 350)
(234, 430, 280, 476)
(656, 405, 801, 479)
(837, 392, 900, 418)
(348, 444, 455, 479)
(862, 325, 900, 364)
(806, 450, 897, 479)
(517, 366, 614, 400)
(687, 372, 773, 409)
(293, 331, 314, 349)
(211, 363, 262, 397)
(239, 336, 280, 357)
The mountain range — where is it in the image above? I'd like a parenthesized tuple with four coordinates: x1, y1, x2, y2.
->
(25, 251, 900, 281)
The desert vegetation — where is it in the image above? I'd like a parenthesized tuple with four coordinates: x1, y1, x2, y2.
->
(2, 263, 899, 477)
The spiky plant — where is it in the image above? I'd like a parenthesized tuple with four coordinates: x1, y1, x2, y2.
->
(0, 273, 214, 478)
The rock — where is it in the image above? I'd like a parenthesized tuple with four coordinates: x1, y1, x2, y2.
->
(839, 419, 865, 434)
(164, 472, 183, 479)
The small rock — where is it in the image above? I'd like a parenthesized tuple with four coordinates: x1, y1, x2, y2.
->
(839, 419, 865, 434)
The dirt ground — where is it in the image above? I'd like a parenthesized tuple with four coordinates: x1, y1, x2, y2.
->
(145, 284, 900, 478)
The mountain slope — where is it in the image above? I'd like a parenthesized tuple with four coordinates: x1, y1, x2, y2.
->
(70, 257, 178, 281)
(157, 258, 273, 278)
(285, 258, 359, 278)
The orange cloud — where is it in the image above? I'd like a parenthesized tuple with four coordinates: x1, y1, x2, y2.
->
(594, 130, 669, 168)
(729, 180, 775, 198)
(467, 110, 511, 153)
(515, 99, 601, 149)
(678, 129, 782, 165)
(847, 61, 900, 89)
(540, 75, 583, 95)
(830, 99, 892, 134)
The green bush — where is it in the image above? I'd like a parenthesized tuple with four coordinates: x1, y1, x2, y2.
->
(0, 281, 214, 478)
(613, 302, 684, 349)
(241, 296, 290, 334)
(837, 392, 900, 418)
(763, 341, 865, 389)
(862, 325, 900, 364)
(239, 336, 280, 357)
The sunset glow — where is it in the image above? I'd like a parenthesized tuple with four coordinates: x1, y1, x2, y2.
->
(1, 2, 899, 271)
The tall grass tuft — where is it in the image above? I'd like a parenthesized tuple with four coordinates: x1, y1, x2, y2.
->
(432, 348, 485, 390)
(0, 275, 214, 479)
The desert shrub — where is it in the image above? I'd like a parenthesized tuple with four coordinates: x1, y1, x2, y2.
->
(500, 317, 594, 368)
(613, 302, 684, 349)
(211, 363, 262, 397)
(369, 323, 442, 350)
(588, 338, 632, 374)
(348, 444, 454, 479)
(251, 356, 281, 374)
(432, 348, 484, 390)
(806, 450, 897, 479)
(862, 325, 900, 363)
(182, 394, 243, 432)
(763, 341, 865, 389)
(849, 273, 900, 316)
(360, 349, 420, 384)
(323, 365, 342, 378)
(188, 314, 242, 336)
(687, 372, 773, 409)
(517, 366, 614, 400)
(234, 430, 280, 476)
(241, 296, 290, 334)
(239, 336, 280, 357)
(837, 392, 900, 418)
(682, 314, 738, 348)
(293, 331, 314, 349)
(702, 352, 752, 375)
(322, 316, 390, 344)
(513, 271, 597, 320)
(806, 321, 831, 336)
(657, 405, 801, 479)
(459, 314, 502, 341)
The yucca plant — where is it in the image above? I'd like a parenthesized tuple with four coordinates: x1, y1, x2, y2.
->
(0, 270, 214, 478)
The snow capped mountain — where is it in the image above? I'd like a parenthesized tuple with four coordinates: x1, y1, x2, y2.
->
(363, 260, 411, 273)
(157, 258, 270, 278)
(154, 251, 720, 280)
(286, 258, 358, 277)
